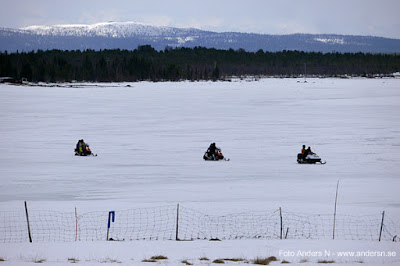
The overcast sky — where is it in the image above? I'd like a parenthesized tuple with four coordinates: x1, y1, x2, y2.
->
(1, 0, 400, 38)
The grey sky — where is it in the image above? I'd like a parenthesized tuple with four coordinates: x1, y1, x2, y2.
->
(1, 0, 400, 39)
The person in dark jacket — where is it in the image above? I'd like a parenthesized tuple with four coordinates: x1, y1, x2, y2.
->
(208, 143, 216, 154)
(75, 139, 83, 155)
(305, 146, 313, 157)
(204, 142, 218, 160)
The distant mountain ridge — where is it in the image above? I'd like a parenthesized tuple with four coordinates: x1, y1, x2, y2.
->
(20, 22, 201, 38)
(1, 21, 400, 53)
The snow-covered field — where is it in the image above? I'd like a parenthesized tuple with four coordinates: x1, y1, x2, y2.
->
(0, 78, 399, 265)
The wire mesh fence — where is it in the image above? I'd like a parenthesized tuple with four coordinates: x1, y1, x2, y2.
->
(178, 206, 281, 240)
(78, 205, 177, 241)
(0, 204, 398, 243)
(281, 212, 387, 241)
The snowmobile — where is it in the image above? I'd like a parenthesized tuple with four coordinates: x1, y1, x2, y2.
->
(75, 142, 97, 156)
(297, 152, 325, 164)
(203, 146, 229, 161)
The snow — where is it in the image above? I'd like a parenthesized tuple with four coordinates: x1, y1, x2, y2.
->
(0, 78, 399, 265)
(177, 36, 196, 44)
(314, 38, 345, 44)
(1, 240, 399, 265)
(20, 21, 200, 38)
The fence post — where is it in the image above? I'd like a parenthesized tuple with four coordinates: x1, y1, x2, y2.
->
(333, 180, 339, 240)
(75, 207, 78, 241)
(279, 207, 283, 239)
(107, 211, 115, 241)
(24, 201, 32, 243)
(285, 227, 289, 239)
(176, 204, 180, 241)
(379, 211, 385, 242)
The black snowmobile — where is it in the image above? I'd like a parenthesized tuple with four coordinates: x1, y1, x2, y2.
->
(203, 143, 229, 161)
(297, 152, 326, 164)
(75, 140, 97, 156)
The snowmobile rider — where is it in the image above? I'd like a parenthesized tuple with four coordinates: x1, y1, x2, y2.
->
(76, 139, 84, 154)
(301, 145, 306, 159)
(206, 142, 217, 159)
(305, 146, 313, 156)
(75, 139, 90, 155)
(208, 143, 217, 154)
(204, 142, 225, 160)
(301, 145, 306, 154)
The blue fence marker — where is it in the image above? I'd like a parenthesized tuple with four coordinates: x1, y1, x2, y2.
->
(107, 211, 115, 240)
(108, 211, 115, 228)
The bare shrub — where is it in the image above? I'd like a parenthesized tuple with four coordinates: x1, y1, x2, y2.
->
(33, 257, 46, 263)
(181, 259, 193, 265)
(67, 257, 79, 263)
(100, 257, 121, 263)
(223, 258, 246, 262)
(142, 258, 157, 262)
(317, 260, 335, 264)
(150, 255, 168, 260)
(253, 256, 278, 265)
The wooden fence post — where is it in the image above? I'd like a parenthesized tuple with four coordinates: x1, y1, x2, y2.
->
(176, 204, 180, 241)
(379, 211, 385, 241)
(280, 207, 283, 239)
(75, 207, 78, 241)
(333, 180, 339, 240)
(24, 201, 32, 243)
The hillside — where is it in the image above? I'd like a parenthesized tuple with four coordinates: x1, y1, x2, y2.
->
(1, 21, 400, 53)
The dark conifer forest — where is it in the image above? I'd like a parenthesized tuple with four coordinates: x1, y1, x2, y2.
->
(1, 45, 399, 82)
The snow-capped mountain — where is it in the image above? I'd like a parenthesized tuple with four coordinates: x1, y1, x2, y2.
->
(1, 21, 399, 53)
(21, 21, 202, 38)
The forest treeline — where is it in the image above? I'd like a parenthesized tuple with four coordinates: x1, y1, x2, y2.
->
(0, 45, 399, 82)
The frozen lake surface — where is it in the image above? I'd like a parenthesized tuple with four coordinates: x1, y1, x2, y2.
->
(0, 78, 399, 217)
